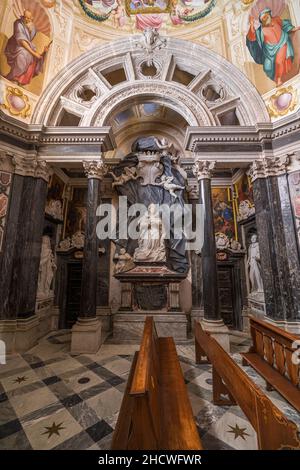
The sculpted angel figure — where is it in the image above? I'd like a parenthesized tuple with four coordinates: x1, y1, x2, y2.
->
(110, 167, 139, 188)
(156, 175, 185, 199)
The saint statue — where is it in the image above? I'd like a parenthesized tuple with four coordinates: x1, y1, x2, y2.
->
(134, 204, 166, 263)
(247, 234, 264, 293)
(37, 235, 57, 298)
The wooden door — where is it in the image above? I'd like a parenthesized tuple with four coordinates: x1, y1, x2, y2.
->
(65, 262, 82, 328)
(217, 266, 235, 328)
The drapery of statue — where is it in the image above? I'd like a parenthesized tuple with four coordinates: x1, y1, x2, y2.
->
(111, 136, 189, 274)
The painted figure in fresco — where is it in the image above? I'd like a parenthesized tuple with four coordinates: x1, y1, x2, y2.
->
(112, 0, 127, 28)
(247, 8, 300, 87)
(4, 10, 52, 86)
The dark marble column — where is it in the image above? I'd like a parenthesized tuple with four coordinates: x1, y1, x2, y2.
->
(80, 177, 100, 318)
(0, 159, 49, 320)
(71, 158, 108, 354)
(249, 157, 300, 326)
(192, 160, 220, 321)
(188, 192, 203, 328)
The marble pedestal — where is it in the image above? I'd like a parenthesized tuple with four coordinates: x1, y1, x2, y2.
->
(35, 296, 54, 339)
(0, 316, 39, 354)
(248, 292, 266, 319)
(96, 307, 112, 333)
(200, 319, 230, 352)
(71, 317, 102, 355)
(191, 309, 204, 332)
(113, 312, 188, 343)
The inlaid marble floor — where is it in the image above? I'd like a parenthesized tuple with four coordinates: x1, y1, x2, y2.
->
(0, 331, 297, 450)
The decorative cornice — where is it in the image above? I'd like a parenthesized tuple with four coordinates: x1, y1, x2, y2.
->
(248, 156, 290, 182)
(192, 158, 216, 181)
(83, 157, 108, 180)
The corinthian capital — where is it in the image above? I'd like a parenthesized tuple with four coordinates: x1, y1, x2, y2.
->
(36, 160, 51, 182)
(248, 156, 289, 183)
(192, 158, 216, 181)
(83, 157, 108, 180)
(12, 155, 37, 178)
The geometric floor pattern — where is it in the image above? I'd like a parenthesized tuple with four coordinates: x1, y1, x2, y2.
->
(0, 331, 298, 450)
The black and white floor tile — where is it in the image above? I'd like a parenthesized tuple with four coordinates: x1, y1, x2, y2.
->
(0, 332, 298, 450)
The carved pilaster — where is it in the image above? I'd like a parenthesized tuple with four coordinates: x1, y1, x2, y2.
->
(83, 157, 108, 180)
(192, 158, 216, 181)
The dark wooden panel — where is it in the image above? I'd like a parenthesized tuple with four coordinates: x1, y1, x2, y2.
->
(65, 263, 82, 328)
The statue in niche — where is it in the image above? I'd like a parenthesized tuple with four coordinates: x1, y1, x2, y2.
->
(134, 203, 166, 263)
(114, 248, 134, 273)
(111, 136, 189, 274)
(37, 235, 57, 298)
(247, 233, 264, 293)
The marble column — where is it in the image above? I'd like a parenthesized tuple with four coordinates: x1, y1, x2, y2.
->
(188, 188, 204, 329)
(0, 156, 50, 352)
(249, 156, 300, 333)
(192, 158, 230, 351)
(71, 157, 108, 354)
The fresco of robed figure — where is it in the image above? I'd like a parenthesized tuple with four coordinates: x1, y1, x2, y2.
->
(246, 4, 300, 87)
(0, 0, 52, 93)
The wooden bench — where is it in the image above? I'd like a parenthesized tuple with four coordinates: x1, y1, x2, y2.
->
(241, 317, 300, 413)
(111, 316, 203, 450)
(195, 321, 300, 450)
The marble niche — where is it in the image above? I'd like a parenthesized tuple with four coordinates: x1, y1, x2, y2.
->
(110, 137, 189, 342)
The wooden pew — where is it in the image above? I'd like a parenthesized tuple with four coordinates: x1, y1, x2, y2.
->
(241, 317, 300, 413)
(195, 321, 300, 450)
(111, 316, 203, 450)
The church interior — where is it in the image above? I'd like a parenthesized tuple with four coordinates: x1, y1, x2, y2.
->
(0, 0, 300, 453)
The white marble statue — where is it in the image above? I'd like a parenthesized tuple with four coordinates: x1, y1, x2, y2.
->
(156, 175, 185, 199)
(114, 248, 134, 273)
(247, 234, 264, 293)
(134, 204, 166, 263)
(37, 235, 57, 298)
(215, 232, 230, 250)
(238, 199, 255, 221)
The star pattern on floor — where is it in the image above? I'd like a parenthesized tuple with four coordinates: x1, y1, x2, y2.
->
(0, 332, 298, 450)
(227, 424, 250, 440)
(42, 422, 65, 439)
(13, 376, 28, 384)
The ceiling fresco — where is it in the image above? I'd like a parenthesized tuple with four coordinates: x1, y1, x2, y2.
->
(78, 0, 217, 29)
(0, 0, 299, 122)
